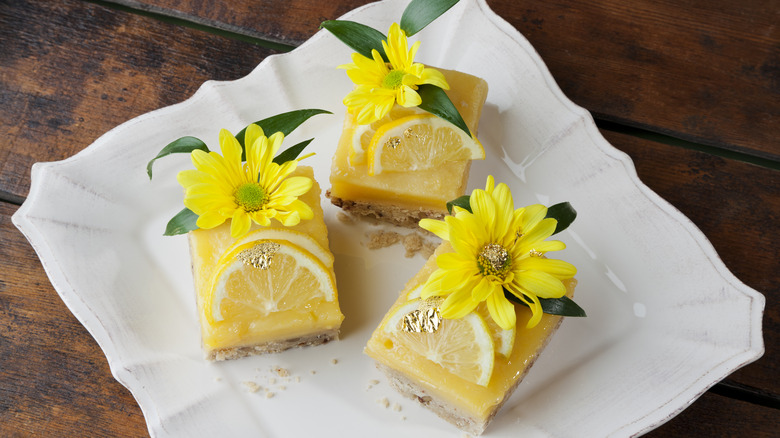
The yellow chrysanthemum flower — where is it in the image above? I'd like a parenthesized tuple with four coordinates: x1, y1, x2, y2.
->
(339, 22, 449, 124)
(419, 176, 577, 330)
(176, 124, 314, 239)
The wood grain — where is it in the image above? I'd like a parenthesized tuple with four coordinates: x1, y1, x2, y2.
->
(103, 0, 780, 161)
(491, 0, 780, 160)
(651, 391, 780, 437)
(0, 0, 280, 200)
(108, 0, 372, 46)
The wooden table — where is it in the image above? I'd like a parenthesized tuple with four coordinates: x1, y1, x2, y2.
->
(1, 0, 777, 435)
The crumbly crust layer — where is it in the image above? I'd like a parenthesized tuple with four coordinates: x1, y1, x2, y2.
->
(375, 315, 566, 435)
(327, 190, 446, 228)
(206, 329, 339, 361)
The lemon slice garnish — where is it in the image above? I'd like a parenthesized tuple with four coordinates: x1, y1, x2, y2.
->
(349, 106, 426, 166)
(406, 286, 515, 358)
(206, 239, 336, 325)
(217, 228, 333, 268)
(475, 302, 516, 358)
(381, 299, 495, 386)
(366, 114, 484, 175)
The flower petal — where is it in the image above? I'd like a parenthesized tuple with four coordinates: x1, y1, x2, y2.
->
(441, 266, 479, 291)
(420, 67, 449, 89)
(436, 252, 473, 270)
(519, 257, 577, 279)
(282, 199, 314, 221)
(275, 176, 313, 198)
(520, 217, 557, 246)
(218, 129, 243, 179)
(196, 210, 227, 229)
(513, 270, 567, 299)
(396, 85, 421, 107)
(521, 204, 548, 232)
(419, 218, 449, 240)
(505, 282, 543, 328)
(177, 169, 207, 188)
(230, 210, 251, 238)
(440, 287, 479, 320)
(486, 292, 516, 330)
(471, 276, 498, 302)
(420, 268, 449, 299)
(447, 214, 480, 256)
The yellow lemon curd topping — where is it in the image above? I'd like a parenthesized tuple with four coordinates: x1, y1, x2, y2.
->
(330, 68, 488, 212)
(365, 243, 576, 420)
(190, 167, 344, 352)
(366, 176, 578, 420)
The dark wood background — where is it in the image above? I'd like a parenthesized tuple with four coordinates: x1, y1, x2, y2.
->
(1, 0, 777, 436)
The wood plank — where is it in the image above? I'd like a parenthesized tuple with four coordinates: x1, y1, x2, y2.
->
(0, 0, 280, 199)
(0, 202, 147, 437)
(107, 0, 372, 46)
(491, 0, 780, 161)
(107, 0, 780, 160)
(602, 130, 779, 394)
(649, 391, 780, 437)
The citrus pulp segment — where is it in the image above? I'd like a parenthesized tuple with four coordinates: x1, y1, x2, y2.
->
(217, 228, 333, 268)
(381, 299, 495, 386)
(206, 239, 336, 325)
(366, 114, 485, 175)
(349, 106, 426, 166)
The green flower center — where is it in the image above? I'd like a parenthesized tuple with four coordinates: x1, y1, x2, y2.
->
(235, 183, 268, 212)
(477, 243, 511, 278)
(382, 69, 405, 89)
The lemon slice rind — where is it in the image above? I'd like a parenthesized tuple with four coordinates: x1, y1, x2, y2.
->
(207, 239, 336, 325)
(382, 299, 495, 387)
(217, 228, 333, 268)
(366, 114, 485, 176)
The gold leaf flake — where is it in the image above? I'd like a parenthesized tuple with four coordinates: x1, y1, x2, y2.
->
(401, 297, 443, 333)
(237, 241, 280, 269)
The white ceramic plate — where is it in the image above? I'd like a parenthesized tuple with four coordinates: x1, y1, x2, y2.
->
(13, 0, 765, 436)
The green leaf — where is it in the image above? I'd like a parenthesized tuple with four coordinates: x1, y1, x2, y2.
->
(147, 136, 209, 179)
(446, 195, 472, 215)
(504, 288, 587, 317)
(320, 20, 388, 61)
(417, 84, 472, 137)
(164, 208, 199, 236)
(400, 0, 460, 36)
(546, 202, 577, 235)
(235, 109, 331, 161)
(273, 138, 314, 165)
(235, 108, 331, 148)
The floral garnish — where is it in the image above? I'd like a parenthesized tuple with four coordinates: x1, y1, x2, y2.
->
(147, 109, 330, 237)
(177, 126, 313, 238)
(321, 0, 472, 137)
(339, 22, 449, 125)
(419, 176, 581, 330)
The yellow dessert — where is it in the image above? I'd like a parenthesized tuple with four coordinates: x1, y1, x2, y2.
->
(190, 166, 344, 360)
(366, 244, 576, 434)
(329, 68, 488, 227)
(364, 175, 580, 434)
